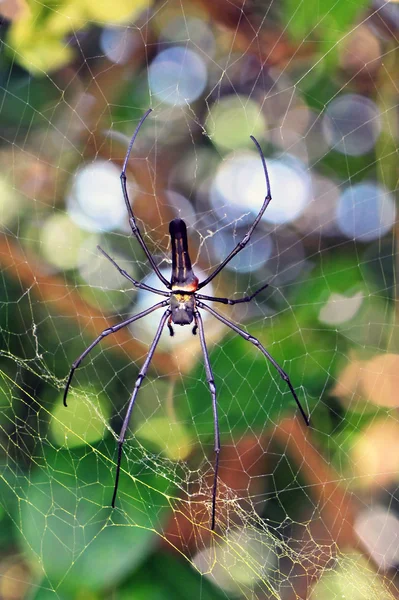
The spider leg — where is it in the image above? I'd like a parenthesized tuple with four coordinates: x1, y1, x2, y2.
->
(167, 315, 174, 337)
(98, 246, 169, 297)
(111, 308, 171, 508)
(196, 282, 269, 305)
(197, 135, 271, 290)
(63, 299, 169, 407)
(194, 310, 220, 530)
(120, 108, 170, 289)
(197, 301, 310, 427)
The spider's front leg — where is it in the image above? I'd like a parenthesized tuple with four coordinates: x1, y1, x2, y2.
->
(120, 108, 170, 289)
(197, 135, 272, 291)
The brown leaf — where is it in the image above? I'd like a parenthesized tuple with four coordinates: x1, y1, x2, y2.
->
(361, 353, 399, 408)
(333, 353, 399, 409)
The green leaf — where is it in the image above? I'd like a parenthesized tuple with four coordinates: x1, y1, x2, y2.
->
(17, 441, 174, 591)
(119, 551, 231, 600)
(283, 0, 369, 43)
(50, 392, 111, 448)
(282, 0, 370, 74)
(0, 73, 61, 128)
(293, 251, 367, 325)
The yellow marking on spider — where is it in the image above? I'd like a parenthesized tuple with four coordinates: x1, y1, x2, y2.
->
(173, 293, 192, 303)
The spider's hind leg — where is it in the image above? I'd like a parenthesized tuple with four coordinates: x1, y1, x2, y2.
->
(111, 308, 171, 508)
(195, 310, 220, 530)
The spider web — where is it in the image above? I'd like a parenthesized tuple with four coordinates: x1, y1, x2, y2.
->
(0, 1, 398, 598)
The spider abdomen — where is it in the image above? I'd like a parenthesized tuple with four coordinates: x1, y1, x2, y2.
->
(169, 218, 199, 291)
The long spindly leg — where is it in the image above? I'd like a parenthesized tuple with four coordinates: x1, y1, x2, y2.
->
(197, 301, 310, 427)
(195, 309, 220, 530)
(98, 246, 169, 297)
(197, 135, 272, 290)
(111, 308, 171, 508)
(63, 299, 169, 407)
(120, 108, 170, 289)
(196, 282, 269, 306)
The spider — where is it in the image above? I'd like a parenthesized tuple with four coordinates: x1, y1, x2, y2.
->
(63, 108, 310, 531)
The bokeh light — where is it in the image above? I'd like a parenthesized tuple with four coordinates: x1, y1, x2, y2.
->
(207, 96, 267, 150)
(318, 291, 364, 326)
(67, 161, 131, 232)
(100, 27, 138, 64)
(41, 214, 98, 271)
(351, 420, 399, 489)
(148, 47, 207, 106)
(193, 527, 276, 593)
(340, 25, 382, 74)
(322, 94, 382, 156)
(209, 226, 273, 273)
(79, 247, 137, 311)
(210, 152, 311, 226)
(337, 182, 396, 241)
(355, 506, 399, 570)
(334, 353, 399, 409)
(160, 17, 216, 58)
(309, 553, 392, 599)
(165, 190, 196, 228)
(295, 174, 340, 237)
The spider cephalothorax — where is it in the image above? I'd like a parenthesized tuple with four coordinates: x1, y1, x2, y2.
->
(169, 292, 196, 326)
(63, 108, 310, 531)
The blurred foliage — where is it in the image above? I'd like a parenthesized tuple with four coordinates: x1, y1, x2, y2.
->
(5, 0, 152, 74)
(309, 553, 395, 600)
(0, 0, 398, 598)
(283, 0, 370, 67)
(3, 433, 176, 592)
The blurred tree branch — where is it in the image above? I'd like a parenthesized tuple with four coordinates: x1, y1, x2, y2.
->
(193, 0, 314, 66)
(0, 235, 177, 376)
